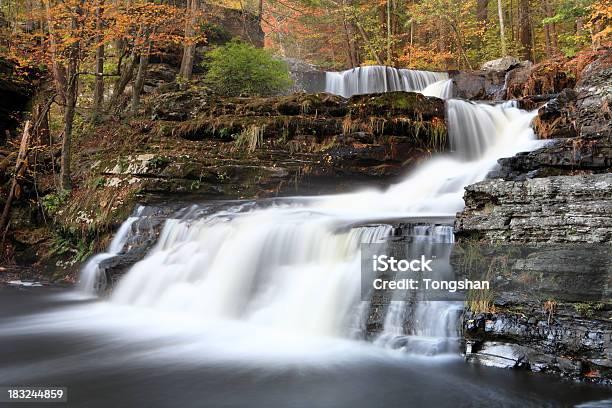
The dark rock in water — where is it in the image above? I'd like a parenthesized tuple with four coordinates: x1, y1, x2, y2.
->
(457, 240, 611, 382)
(96, 205, 174, 290)
(450, 70, 505, 100)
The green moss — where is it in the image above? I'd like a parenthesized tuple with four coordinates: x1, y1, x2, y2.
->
(149, 155, 171, 169)
(573, 302, 605, 318)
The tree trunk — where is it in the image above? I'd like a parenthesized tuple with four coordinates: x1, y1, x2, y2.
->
(497, 0, 507, 55)
(61, 70, 77, 191)
(131, 36, 151, 115)
(33, 98, 50, 146)
(44, 0, 67, 106)
(92, 0, 105, 122)
(518, 0, 532, 61)
(0, 121, 32, 237)
(355, 22, 383, 65)
(477, 0, 488, 23)
(386, 0, 392, 65)
(60, 11, 80, 191)
(107, 37, 140, 112)
(179, 0, 198, 81)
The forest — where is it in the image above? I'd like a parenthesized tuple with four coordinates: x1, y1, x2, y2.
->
(0, 0, 609, 190)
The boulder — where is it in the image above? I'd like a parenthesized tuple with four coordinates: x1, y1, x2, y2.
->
(505, 62, 534, 99)
(481, 56, 520, 72)
(149, 87, 211, 121)
(143, 63, 179, 93)
(450, 70, 506, 100)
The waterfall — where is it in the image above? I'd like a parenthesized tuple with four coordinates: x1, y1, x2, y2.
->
(446, 99, 529, 160)
(77, 206, 143, 294)
(91, 100, 539, 351)
(373, 224, 462, 354)
(78, 66, 541, 355)
(422, 79, 454, 99)
(325, 66, 448, 98)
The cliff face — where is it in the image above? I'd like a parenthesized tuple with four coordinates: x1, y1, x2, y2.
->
(455, 174, 611, 243)
(455, 50, 611, 383)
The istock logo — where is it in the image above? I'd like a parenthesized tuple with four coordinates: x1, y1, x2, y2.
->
(372, 255, 434, 272)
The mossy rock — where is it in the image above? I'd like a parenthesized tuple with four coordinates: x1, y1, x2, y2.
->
(348, 92, 445, 119)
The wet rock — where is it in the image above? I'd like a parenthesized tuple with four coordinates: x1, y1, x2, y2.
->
(450, 71, 492, 100)
(490, 136, 611, 181)
(282, 58, 327, 94)
(466, 342, 530, 369)
(463, 309, 610, 381)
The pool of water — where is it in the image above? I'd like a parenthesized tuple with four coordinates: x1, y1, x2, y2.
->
(0, 287, 610, 408)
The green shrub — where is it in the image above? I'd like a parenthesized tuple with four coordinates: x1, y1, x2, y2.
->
(204, 41, 292, 96)
(41, 190, 70, 216)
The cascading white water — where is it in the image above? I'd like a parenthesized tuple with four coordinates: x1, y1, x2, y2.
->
(325, 66, 448, 98)
(96, 99, 540, 350)
(446, 99, 523, 160)
(78, 206, 143, 294)
(422, 79, 454, 99)
(373, 225, 462, 354)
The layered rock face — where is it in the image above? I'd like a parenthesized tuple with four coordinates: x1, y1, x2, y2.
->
(455, 174, 611, 243)
(140, 90, 447, 185)
(31, 90, 446, 263)
(455, 50, 612, 383)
